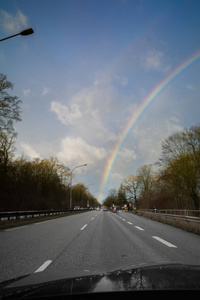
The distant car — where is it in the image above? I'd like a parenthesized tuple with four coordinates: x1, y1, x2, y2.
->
(74, 206, 80, 210)
(103, 206, 108, 211)
(96, 207, 100, 211)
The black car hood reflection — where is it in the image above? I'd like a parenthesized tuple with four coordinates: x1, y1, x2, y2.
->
(1, 264, 200, 298)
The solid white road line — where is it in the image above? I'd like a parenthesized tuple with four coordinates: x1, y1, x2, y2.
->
(5, 225, 29, 231)
(152, 236, 177, 248)
(135, 226, 145, 231)
(34, 220, 53, 225)
(80, 224, 87, 230)
(35, 260, 52, 273)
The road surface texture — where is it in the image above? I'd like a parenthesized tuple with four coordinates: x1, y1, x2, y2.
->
(0, 210, 200, 282)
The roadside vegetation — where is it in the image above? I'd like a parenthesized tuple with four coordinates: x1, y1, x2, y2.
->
(137, 211, 200, 235)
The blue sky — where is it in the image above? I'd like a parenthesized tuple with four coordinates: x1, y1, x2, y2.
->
(1, 0, 200, 202)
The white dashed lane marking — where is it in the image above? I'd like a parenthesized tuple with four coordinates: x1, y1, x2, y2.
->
(114, 213, 177, 248)
(135, 226, 145, 231)
(80, 224, 87, 231)
(152, 236, 177, 248)
(35, 260, 52, 273)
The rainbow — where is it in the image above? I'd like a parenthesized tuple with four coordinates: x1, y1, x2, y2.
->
(99, 49, 200, 203)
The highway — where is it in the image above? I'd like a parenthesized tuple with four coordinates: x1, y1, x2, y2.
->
(0, 210, 200, 283)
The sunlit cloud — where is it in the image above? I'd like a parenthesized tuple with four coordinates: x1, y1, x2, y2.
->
(0, 9, 28, 33)
(114, 74, 128, 86)
(145, 50, 163, 70)
(57, 136, 107, 169)
(187, 85, 196, 91)
(132, 119, 183, 165)
(42, 87, 51, 96)
(20, 142, 41, 160)
(50, 78, 119, 144)
(51, 102, 82, 125)
(118, 148, 136, 161)
(22, 89, 31, 97)
(141, 49, 170, 72)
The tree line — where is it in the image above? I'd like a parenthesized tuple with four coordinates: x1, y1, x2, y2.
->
(0, 155, 99, 211)
(0, 73, 99, 211)
(103, 124, 200, 210)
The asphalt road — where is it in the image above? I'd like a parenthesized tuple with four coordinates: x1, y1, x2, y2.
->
(0, 210, 200, 283)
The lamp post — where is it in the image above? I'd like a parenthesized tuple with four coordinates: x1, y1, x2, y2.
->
(57, 164, 87, 209)
(0, 28, 34, 42)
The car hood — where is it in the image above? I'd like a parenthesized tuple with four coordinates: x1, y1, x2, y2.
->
(0, 263, 200, 298)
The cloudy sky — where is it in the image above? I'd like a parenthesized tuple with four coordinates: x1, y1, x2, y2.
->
(1, 0, 200, 202)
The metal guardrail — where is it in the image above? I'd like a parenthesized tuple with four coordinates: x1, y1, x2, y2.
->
(138, 209, 200, 217)
(0, 209, 77, 221)
(138, 209, 200, 227)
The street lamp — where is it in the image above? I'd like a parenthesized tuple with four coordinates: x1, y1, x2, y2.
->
(57, 163, 87, 209)
(0, 28, 34, 42)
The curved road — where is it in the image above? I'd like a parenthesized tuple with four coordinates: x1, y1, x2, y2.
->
(0, 210, 200, 282)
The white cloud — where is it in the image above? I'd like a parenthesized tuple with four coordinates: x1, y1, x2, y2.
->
(0, 49, 5, 61)
(22, 89, 31, 97)
(141, 50, 170, 72)
(118, 148, 136, 161)
(107, 147, 137, 184)
(93, 72, 112, 88)
(0, 9, 28, 33)
(50, 79, 119, 145)
(146, 50, 163, 69)
(42, 87, 50, 96)
(132, 119, 183, 165)
(170, 115, 179, 123)
(114, 74, 128, 86)
(20, 142, 41, 160)
(165, 119, 183, 135)
(120, 77, 128, 86)
(51, 102, 82, 125)
(110, 172, 124, 180)
(57, 137, 107, 169)
(187, 85, 196, 91)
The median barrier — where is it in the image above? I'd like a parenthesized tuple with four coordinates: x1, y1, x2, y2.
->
(0, 210, 75, 221)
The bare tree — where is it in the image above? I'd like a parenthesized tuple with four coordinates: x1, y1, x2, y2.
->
(0, 130, 16, 167)
(0, 73, 22, 133)
(122, 174, 139, 208)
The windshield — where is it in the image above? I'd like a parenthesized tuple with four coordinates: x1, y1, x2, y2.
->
(0, 0, 200, 292)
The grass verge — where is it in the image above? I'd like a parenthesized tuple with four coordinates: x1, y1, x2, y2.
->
(137, 211, 200, 235)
